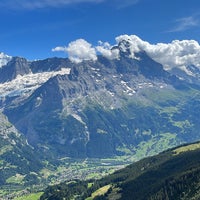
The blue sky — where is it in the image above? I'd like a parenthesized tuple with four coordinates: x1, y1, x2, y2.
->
(0, 0, 200, 60)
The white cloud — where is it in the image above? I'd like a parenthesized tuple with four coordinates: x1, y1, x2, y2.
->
(53, 39, 120, 63)
(116, 35, 148, 59)
(0, 0, 139, 10)
(96, 41, 119, 60)
(67, 39, 97, 63)
(0, 0, 104, 9)
(53, 39, 97, 63)
(115, 34, 200, 72)
(0, 52, 12, 68)
(53, 34, 200, 72)
(52, 46, 67, 52)
(168, 16, 199, 32)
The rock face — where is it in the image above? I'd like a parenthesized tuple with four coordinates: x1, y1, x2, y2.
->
(0, 57, 31, 82)
(1, 41, 200, 159)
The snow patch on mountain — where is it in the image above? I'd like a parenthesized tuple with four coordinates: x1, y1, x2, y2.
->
(0, 68, 70, 98)
(0, 52, 12, 68)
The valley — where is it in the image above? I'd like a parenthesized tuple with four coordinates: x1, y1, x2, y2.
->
(40, 141, 200, 200)
(0, 36, 200, 199)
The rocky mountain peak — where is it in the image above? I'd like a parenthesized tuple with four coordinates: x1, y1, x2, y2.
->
(0, 57, 31, 83)
(30, 57, 71, 73)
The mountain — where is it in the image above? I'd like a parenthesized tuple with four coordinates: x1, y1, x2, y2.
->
(0, 112, 43, 186)
(1, 35, 200, 197)
(40, 141, 200, 200)
(1, 38, 200, 161)
(0, 57, 30, 83)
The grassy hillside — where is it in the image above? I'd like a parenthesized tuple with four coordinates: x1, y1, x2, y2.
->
(0, 113, 43, 185)
(40, 141, 200, 200)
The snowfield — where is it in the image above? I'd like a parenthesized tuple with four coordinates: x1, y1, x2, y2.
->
(0, 68, 71, 98)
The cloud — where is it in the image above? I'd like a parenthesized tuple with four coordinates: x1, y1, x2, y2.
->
(96, 41, 119, 60)
(168, 15, 199, 32)
(116, 35, 148, 59)
(53, 34, 200, 72)
(0, 0, 104, 9)
(52, 46, 67, 52)
(53, 39, 120, 63)
(53, 39, 97, 63)
(0, 0, 139, 10)
(0, 52, 12, 68)
(115, 34, 200, 71)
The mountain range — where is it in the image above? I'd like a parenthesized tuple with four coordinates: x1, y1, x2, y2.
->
(1, 35, 200, 195)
